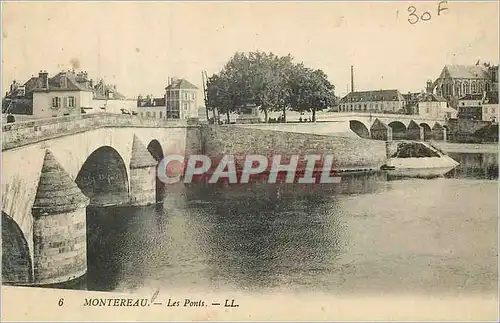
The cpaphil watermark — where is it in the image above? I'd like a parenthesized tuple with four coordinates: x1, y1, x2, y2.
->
(157, 154, 341, 184)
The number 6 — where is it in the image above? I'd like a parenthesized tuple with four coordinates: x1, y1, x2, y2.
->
(58, 298, 64, 306)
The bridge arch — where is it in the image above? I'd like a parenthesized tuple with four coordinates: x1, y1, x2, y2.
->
(147, 140, 164, 161)
(75, 146, 129, 206)
(388, 121, 407, 140)
(2, 211, 32, 284)
(420, 123, 432, 140)
(349, 120, 370, 138)
(147, 139, 165, 203)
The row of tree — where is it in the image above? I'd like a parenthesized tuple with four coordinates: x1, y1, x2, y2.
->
(205, 51, 337, 123)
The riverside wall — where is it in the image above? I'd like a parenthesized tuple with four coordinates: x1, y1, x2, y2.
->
(199, 125, 387, 170)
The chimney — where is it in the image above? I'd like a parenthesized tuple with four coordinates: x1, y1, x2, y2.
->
(60, 72, 67, 89)
(426, 79, 433, 94)
(39, 70, 49, 89)
(350, 65, 354, 93)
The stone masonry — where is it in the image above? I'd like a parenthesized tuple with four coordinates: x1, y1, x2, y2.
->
(129, 135, 158, 206)
(31, 150, 89, 285)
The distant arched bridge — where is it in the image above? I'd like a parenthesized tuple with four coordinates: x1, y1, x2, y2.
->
(236, 112, 448, 141)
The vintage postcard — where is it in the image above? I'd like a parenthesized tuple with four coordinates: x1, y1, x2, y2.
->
(1, 0, 498, 321)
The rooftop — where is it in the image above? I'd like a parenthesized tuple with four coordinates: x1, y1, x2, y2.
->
(137, 97, 166, 107)
(32, 71, 94, 92)
(93, 79, 126, 100)
(165, 78, 198, 90)
(437, 65, 491, 80)
(459, 93, 484, 101)
(418, 93, 447, 102)
(340, 89, 404, 103)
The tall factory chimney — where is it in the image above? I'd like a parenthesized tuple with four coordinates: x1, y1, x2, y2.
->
(350, 65, 354, 93)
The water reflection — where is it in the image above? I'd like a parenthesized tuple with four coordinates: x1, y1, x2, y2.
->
(86, 205, 168, 291)
(186, 193, 346, 291)
(446, 152, 498, 179)
(79, 152, 497, 295)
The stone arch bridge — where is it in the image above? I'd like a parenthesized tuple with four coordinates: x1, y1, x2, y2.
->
(2, 114, 200, 287)
(1, 112, 442, 288)
(237, 112, 448, 141)
(331, 113, 448, 141)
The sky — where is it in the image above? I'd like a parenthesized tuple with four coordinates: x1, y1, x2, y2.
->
(2, 1, 499, 101)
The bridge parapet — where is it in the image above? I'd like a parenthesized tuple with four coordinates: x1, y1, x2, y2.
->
(319, 112, 444, 122)
(2, 113, 199, 151)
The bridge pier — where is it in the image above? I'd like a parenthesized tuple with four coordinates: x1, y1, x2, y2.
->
(31, 150, 90, 286)
(129, 135, 158, 206)
(370, 118, 393, 141)
(406, 120, 424, 141)
(432, 123, 447, 141)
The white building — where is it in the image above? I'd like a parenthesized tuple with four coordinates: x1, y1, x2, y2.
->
(165, 78, 199, 119)
(457, 93, 484, 120)
(338, 89, 406, 113)
(137, 95, 166, 118)
(481, 91, 498, 122)
(32, 71, 93, 118)
(417, 93, 457, 119)
(88, 78, 134, 114)
(4, 70, 136, 118)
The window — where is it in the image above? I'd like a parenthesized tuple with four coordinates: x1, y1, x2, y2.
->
(67, 96, 76, 108)
(471, 82, 477, 93)
(455, 83, 461, 97)
(191, 93, 195, 100)
(463, 82, 469, 95)
(159, 111, 163, 118)
(52, 97, 61, 108)
(184, 92, 188, 100)
(183, 103, 188, 110)
(140, 112, 143, 117)
(153, 112, 156, 118)
(146, 111, 150, 117)
(426, 108, 430, 113)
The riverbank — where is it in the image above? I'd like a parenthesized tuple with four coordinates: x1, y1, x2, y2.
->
(430, 141, 498, 154)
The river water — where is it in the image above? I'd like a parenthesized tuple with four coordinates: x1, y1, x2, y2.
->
(81, 151, 498, 297)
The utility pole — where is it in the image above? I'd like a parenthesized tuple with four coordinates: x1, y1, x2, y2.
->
(351, 65, 354, 93)
(201, 71, 210, 122)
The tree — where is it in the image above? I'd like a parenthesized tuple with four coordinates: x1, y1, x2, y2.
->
(206, 51, 334, 124)
(288, 66, 335, 122)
